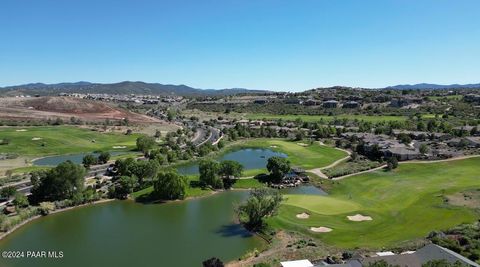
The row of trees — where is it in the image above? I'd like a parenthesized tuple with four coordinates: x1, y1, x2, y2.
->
(82, 151, 111, 168)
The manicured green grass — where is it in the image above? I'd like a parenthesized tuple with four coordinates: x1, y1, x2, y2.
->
(245, 114, 407, 123)
(232, 178, 266, 189)
(269, 158, 480, 249)
(0, 126, 141, 156)
(233, 139, 348, 169)
(11, 166, 51, 174)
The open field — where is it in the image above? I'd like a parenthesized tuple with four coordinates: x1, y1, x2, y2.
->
(0, 126, 142, 156)
(243, 114, 408, 123)
(269, 157, 480, 249)
(0, 96, 163, 124)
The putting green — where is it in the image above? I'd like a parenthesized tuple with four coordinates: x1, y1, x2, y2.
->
(283, 194, 361, 215)
(270, 157, 480, 249)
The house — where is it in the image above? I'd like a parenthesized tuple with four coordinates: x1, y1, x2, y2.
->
(342, 101, 360, 109)
(254, 99, 268, 104)
(310, 244, 480, 267)
(384, 147, 421, 161)
(464, 137, 480, 147)
(323, 100, 339, 108)
(304, 99, 322, 106)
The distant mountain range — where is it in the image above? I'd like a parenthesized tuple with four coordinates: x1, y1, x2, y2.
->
(0, 81, 270, 97)
(386, 83, 480, 90)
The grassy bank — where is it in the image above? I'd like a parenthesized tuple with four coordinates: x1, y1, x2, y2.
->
(0, 126, 141, 156)
(269, 157, 480, 249)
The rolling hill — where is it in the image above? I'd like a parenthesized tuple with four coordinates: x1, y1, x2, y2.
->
(0, 81, 270, 97)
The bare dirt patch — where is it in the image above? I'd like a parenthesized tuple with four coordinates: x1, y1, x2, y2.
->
(347, 214, 373, 221)
(447, 190, 480, 209)
(297, 143, 309, 147)
(0, 97, 164, 124)
(310, 226, 332, 233)
(296, 212, 310, 219)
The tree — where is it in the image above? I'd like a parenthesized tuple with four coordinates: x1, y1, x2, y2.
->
(219, 160, 244, 189)
(131, 160, 160, 184)
(202, 258, 224, 267)
(199, 160, 222, 189)
(30, 161, 86, 203)
(97, 151, 111, 164)
(112, 176, 138, 199)
(219, 160, 243, 178)
(82, 154, 97, 168)
(153, 171, 187, 200)
(13, 192, 29, 208)
(236, 188, 283, 230)
(136, 136, 156, 154)
(154, 129, 162, 138)
(386, 157, 398, 171)
(419, 143, 429, 155)
(266, 157, 291, 183)
(0, 186, 17, 199)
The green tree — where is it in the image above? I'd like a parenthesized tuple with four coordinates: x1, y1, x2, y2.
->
(82, 154, 97, 168)
(199, 160, 222, 189)
(12, 193, 29, 208)
(0, 186, 17, 198)
(386, 157, 398, 171)
(236, 188, 283, 230)
(266, 156, 291, 183)
(112, 176, 138, 199)
(136, 136, 156, 154)
(131, 160, 160, 184)
(219, 160, 243, 178)
(30, 161, 86, 203)
(97, 151, 111, 164)
(419, 143, 429, 155)
(219, 160, 244, 189)
(153, 171, 187, 200)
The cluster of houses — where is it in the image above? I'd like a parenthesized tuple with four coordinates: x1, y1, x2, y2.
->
(58, 93, 184, 105)
(280, 244, 480, 267)
(342, 129, 480, 161)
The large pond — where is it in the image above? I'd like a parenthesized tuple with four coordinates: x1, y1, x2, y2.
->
(177, 148, 287, 175)
(33, 151, 129, 166)
(0, 191, 264, 267)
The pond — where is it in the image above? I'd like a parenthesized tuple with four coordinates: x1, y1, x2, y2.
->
(33, 151, 130, 166)
(177, 148, 287, 175)
(0, 191, 264, 267)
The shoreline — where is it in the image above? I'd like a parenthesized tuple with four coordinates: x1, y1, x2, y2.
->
(0, 198, 115, 241)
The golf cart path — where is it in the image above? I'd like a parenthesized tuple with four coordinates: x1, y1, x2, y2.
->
(317, 154, 480, 181)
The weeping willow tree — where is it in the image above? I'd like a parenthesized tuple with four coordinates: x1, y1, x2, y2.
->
(236, 188, 283, 231)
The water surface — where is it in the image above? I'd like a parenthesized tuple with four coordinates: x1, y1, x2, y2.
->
(0, 191, 263, 267)
(178, 148, 287, 175)
(33, 151, 128, 166)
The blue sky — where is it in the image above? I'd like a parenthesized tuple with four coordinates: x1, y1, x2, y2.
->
(0, 0, 479, 91)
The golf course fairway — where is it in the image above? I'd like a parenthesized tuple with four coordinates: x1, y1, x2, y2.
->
(269, 157, 480, 249)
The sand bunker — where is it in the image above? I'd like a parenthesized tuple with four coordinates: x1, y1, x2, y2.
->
(296, 212, 310, 219)
(347, 214, 373, 221)
(16, 129, 27, 132)
(297, 143, 308, 147)
(310, 227, 332, 233)
(32, 137, 42, 141)
(269, 145, 278, 148)
(112, 146, 127, 149)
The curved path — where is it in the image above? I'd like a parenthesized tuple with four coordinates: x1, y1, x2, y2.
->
(307, 145, 351, 179)
(315, 154, 480, 181)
